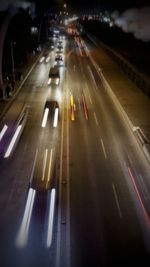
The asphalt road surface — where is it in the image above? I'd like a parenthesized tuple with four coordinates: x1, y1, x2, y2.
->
(0, 31, 150, 267)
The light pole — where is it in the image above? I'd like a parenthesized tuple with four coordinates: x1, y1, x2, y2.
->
(10, 41, 16, 82)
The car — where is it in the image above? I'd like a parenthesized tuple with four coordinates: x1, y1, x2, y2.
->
(55, 55, 63, 61)
(30, 148, 56, 192)
(56, 50, 63, 55)
(58, 40, 63, 45)
(48, 66, 60, 85)
(57, 44, 63, 50)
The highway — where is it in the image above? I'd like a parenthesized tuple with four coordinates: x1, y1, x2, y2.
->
(0, 29, 150, 267)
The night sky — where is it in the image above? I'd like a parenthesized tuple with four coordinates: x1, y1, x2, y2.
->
(36, 0, 150, 12)
(0, 0, 150, 12)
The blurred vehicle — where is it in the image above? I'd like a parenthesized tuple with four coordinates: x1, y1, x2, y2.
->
(56, 50, 63, 55)
(41, 100, 59, 128)
(57, 44, 63, 50)
(48, 66, 60, 85)
(30, 148, 55, 192)
(0, 105, 29, 158)
(55, 55, 63, 61)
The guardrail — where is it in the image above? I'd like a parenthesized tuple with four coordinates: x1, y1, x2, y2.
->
(85, 31, 150, 98)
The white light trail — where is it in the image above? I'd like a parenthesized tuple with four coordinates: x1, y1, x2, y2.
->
(45, 56, 50, 63)
(4, 125, 22, 158)
(48, 78, 51, 85)
(46, 189, 56, 248)
(100, 138, 107, 159)
(53, 108, 59, 127)
(42, 149, 48, 181)
(56, 78, 59, 85)
(15, 188, 36, 248)
(41, 108, 49, 128)
(0, 124, 8, 142)
(47, 149, 53, 183)
(40, 56, 45, 63)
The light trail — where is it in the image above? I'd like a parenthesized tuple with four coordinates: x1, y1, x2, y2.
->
(42, 149, 48, 181)
(4, 125, 22, 158)
(53, 108, 59, 127)
(82, 94, 88, 120)
(15, 188, 36, 248)
(46, 189, 56, 248)
(0, 124, 8, 142)
(41, 108, 49, 128)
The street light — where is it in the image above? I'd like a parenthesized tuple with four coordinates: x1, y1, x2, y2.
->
(10, 41, 16, 82)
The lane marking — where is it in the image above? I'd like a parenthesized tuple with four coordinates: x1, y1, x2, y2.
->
(93, 112, 98, 125)
(112, 183, 122, 219)
(100, 138, 107, 159)
(46, 189, 56, 248)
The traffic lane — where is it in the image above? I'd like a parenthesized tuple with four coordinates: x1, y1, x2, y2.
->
(69, 105, 147, 267)
(0, 96, 61, 255)
(67, 50, 149, 265)
(0, 108, 60, 267)
(83, 60, 150, 220)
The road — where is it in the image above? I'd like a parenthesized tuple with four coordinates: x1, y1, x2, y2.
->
(0, 30, 150, 267)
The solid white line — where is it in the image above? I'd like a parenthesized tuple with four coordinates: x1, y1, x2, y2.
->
(53, 108, 59, 127)
(4, 125, 22, 158)
(112, 183, 122, 219)
(100, 138, 107, 159)
(41, 108, 49, 127)
(47, 149, 53, 182)
(42, 149, 48, 181)
(94, 112, 98, 125)
(46, 188, 56, 248)
(0, 124, 8, 141)
(16, 188, 36, 248)
(89, 95, 93, 105)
